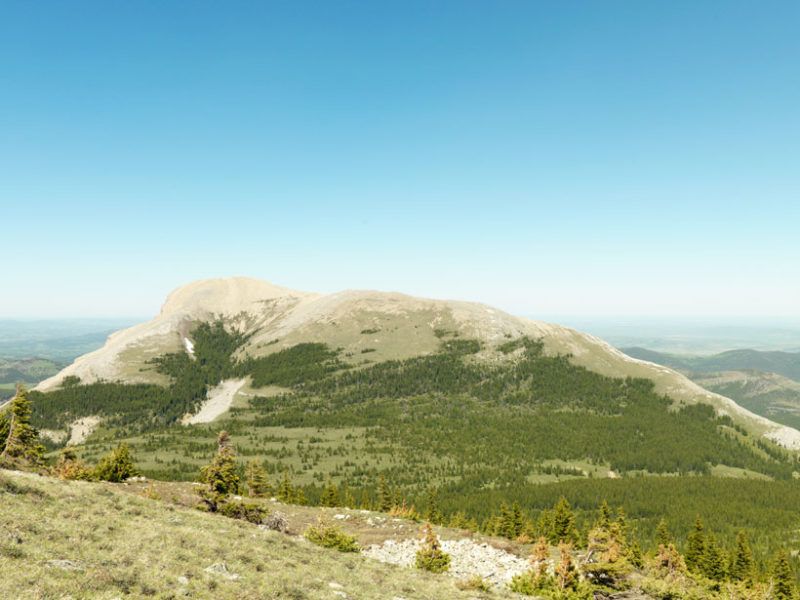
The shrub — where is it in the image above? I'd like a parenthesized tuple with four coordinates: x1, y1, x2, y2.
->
(653, 542, 686, 577)
(218, 500, 268, 524)
(509, 570, 548, 595)
(509, 574, 593, 599)
(141, 484, 161, 500)
(456, 575, 491, 591)
(389, 500, 421, 521)
(582, 524, 631, 587)
(94, 443, 139, 482)
(510, 537, 553, 596)
(52, 448, 94, 481)
(415, 523, 450, 573)
(304, 519, 359, 552)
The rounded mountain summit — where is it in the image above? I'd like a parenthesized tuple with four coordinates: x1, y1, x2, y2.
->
(38, 276, 800, 449)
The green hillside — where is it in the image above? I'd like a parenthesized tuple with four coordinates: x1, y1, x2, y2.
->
(32, 326, 796, 480)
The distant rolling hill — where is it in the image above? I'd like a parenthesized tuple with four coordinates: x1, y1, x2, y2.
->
(0, 318, 141, 362)
(622, 347, 800, 430)
(0, 357, 62, 400)
(621, 347, 800, 382)
(0, 318, 141, 400)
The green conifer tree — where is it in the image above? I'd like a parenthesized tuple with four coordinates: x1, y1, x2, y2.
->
(392, 487, 403, 510)
(415, 523, 450, 573)
(772, 550, 797, 600)
(424, 487, 443, 525)
(0, 410, 9, 450)
(94, 443, 139, 482)
(198, 431, 239, 511)
(510, 502, 525, 539)
(685, 516, 706, 573)
(245, 460, 271, 498)
(448, 511, 469, 529)
(0, 386, 44, 467)
(615, 507, 629, 546)
(320, 479, 340, 507)
(537, 509, 554, 540)
(655, 518, 673, 547)
(728, 530, 754, 583)
(497, 503, 513, 538)
(377, 475, 392, 512)
(628, 538, 644, 569)
(551, 497, 578, 545)
(584, 524, 630, 586)
(701, 534, 727, 581)
(277, 470, 294, 503)
(597, 500, 612, 529)
(340, 483, 355, 508)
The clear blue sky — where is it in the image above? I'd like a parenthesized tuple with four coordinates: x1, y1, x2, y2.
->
(2, 1, 798, 318)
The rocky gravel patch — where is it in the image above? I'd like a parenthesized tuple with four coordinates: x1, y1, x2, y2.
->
(363, 537, 530, 588)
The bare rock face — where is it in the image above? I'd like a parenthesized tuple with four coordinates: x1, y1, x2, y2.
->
(36, 276, 800, 448)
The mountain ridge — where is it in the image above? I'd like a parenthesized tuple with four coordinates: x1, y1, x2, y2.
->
(37, 276, 800, 450)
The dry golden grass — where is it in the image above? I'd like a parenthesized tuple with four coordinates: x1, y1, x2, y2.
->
(0, 469, 503, 599)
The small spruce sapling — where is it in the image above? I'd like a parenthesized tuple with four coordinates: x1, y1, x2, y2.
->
(198, 431, 239, 511)
(245, 460, 271, 498)
(94, 443, 139, 482)
(415, 523, 450, 573)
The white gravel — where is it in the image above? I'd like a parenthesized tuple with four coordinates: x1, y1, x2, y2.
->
(68, 416, 101, 445)
(182, 378, 246, 425)
(362, 537, 530, 588)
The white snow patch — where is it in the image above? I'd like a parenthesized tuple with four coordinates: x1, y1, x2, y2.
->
(182, 378, 246, 425)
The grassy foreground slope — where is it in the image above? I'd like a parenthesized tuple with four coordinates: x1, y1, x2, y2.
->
(0, 469, 491, 600)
